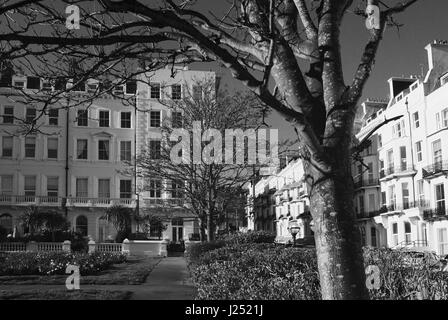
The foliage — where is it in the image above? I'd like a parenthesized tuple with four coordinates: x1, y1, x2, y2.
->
(188, 244, 448, 300)
(138, 215, 168, 240)
(218, 231, 276, 245)
(102, 205, 133, 242)
(0, 252, 126, 276)
(18, 207, 69, 239)
(185, 240, 226, 264)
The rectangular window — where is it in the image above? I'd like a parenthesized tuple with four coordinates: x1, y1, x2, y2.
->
(150, 140, 161, 159)
(404, 222, 412, 243)
(172, 111, 182, 128)
(150, 83, 160, 99)
(120, 180, 132, 198)
(47, 177, 58, 197)
(98, 179, 110, 198)
(381, 191, 386, 207)
(77, 110, 88, 126)
(120, 112, 131, 128)
(437, 228, 448, 256)
(24, 176, 36, 196)
(392, 223, 398, 246)
(120, 141, 132, 161)
(443, 108, 448, 128)
(47, 138, 58, 159)
(98, 140, 110, 160)
(371, 227, 377, 247)
(389, 185, 396, 209)
(360, 227, 366, 246)
(402, 183, 409, 209)
(1, 175, 13, 195)
(367, 162, 374, 183)
(26, 108, 36, 124)
(358, 195, 364, 215)
(387, 149, 394, 174)
(99, 110, 110, 127)
(400, 146, 407, 171)
(413, 112, 420, 128)
(2, 136, 13, 157)
(433, 139, 442, 166)
(150, 111, 161, 128)
(171, 84, 182, 100)
(415, 141, 422, 162)
(192, 85, 202, 100)
(48, 109, 59, 125)
(76, 139, 88, 160)
(368, 194, 375, 212)
(417, 180, 425, 205)
(25, 137, 36, 158)
(149, 179, 162, 198)
(436, 183, 446, 214)
(125, 80, 136, 95)
(2, 106, 14, 124)
(76, 178, 88, 197)
(378, 134, 382, 148)
(171, 180, 183, 198)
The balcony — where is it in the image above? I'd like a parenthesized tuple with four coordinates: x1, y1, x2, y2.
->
(354, 177, 380, 189)
(142, 198, 184, 207)
(0, 195, 63, 206)
(66, 197, 137, 208)
(422, 161, 448, 179)
(380, 165, 416, 180)
(423, 207, 448, 221)
(378, 200, 431, 214)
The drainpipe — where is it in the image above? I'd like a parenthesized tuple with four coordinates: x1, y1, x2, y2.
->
(134, 88, 139, 232)
(64, 97, 70, 218)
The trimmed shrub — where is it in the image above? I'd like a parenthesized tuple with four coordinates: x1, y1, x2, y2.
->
(0, 251, 127, 276)
(218, 231, 276, 245)
(185, 240, 226, 265)
(189, 243, 448, 300)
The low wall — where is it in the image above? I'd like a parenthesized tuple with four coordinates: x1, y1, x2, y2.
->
(122, 239, 168, 257)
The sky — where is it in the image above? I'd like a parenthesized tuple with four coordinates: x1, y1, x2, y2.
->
(189, 0, 448, 142)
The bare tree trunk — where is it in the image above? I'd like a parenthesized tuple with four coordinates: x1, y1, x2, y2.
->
(309, 177, 368, 300)
(206, 210, 215, 242)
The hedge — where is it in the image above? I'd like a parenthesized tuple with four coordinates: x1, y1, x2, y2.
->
(187, 234, 448, 300)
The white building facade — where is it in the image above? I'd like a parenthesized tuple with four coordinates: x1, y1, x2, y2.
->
(360, 40, 448, 256)
(0, 66, 213, 243)
(247, 158, 313, 244)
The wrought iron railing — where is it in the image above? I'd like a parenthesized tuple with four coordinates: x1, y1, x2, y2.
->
(422, 161, 448, 178)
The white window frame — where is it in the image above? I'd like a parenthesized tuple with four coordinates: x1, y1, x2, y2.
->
(47, 137, 58, 159)
(98, 109, 110, 128)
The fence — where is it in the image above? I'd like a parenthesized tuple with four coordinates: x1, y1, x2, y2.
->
(0, 239, 169, 257)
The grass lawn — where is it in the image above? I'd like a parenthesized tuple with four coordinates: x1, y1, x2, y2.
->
(0, 256, 161, 286)
(0, 289, 133, 300)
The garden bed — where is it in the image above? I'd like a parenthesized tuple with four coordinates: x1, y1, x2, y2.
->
(0, 255, 161, 285)
(0, 289, 133, 300)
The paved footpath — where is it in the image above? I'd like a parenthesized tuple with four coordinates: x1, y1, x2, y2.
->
(130, 257, 196, 300)
(0, 257, 197, 300)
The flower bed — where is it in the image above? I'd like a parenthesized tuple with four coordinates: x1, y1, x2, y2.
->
(0, 251, 127, 276)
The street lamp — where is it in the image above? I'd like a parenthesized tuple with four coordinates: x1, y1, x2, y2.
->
(288, 220, 300, 247)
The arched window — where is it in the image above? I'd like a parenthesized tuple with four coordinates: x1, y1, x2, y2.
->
(76, 215, 88, 236)
(0, 214, 13, 234)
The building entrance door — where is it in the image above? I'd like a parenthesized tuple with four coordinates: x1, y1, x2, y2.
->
(172, 218, 184, 243)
